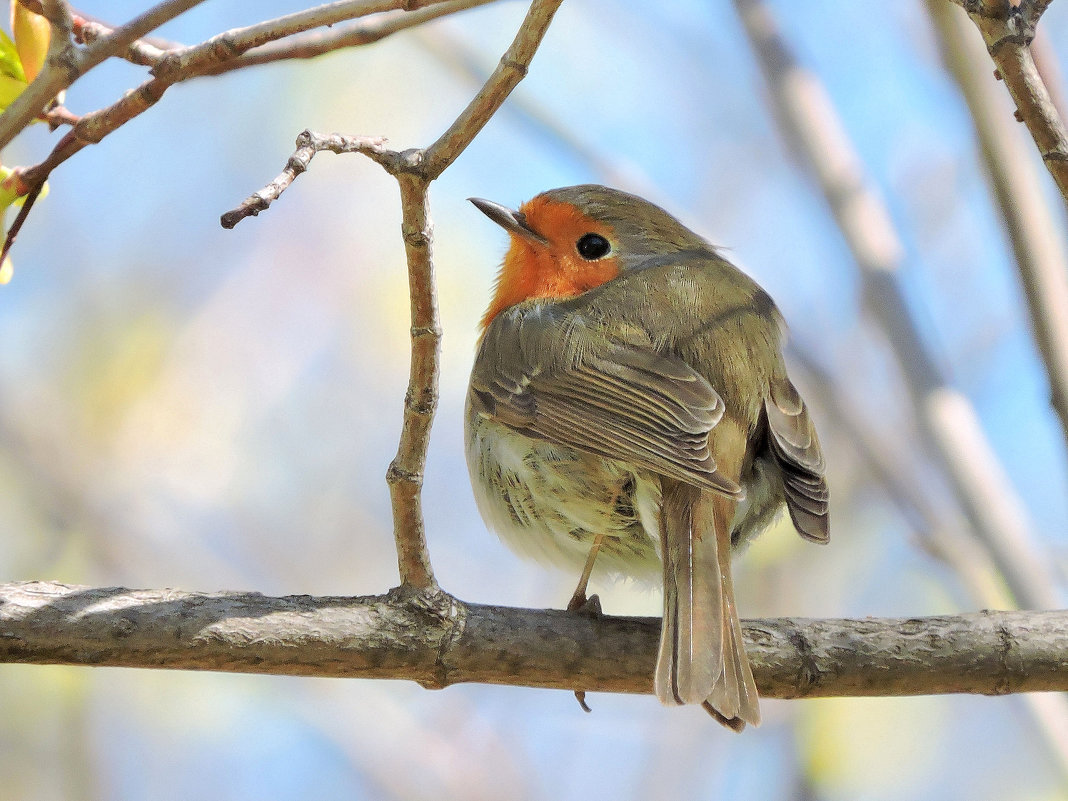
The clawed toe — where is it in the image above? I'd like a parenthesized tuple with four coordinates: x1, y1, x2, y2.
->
(567, 592, 603, 617)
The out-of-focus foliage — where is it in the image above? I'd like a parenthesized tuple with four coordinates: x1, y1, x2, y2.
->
(10, 3, 49, 83)
(0, 1, 1066, 800)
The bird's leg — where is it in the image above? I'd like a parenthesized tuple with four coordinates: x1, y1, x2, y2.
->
(567, 532, 605, 614)
(568, 532, 605, 713)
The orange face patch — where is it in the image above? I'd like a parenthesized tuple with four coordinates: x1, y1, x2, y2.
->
(480, 197, 620, 330)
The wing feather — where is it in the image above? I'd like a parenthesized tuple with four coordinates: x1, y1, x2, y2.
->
(766, 378, 829, 543)
(470, 306, 743, 499)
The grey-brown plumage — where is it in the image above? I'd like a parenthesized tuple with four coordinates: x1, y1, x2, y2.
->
(466, 185, 828, 729)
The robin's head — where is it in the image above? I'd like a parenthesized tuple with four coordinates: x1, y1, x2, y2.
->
(470, 184, 711, 329)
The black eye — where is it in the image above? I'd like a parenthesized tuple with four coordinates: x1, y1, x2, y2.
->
(576, 233, 611, 260)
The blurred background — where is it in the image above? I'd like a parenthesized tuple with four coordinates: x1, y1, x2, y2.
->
(1, 0, 1067, 799)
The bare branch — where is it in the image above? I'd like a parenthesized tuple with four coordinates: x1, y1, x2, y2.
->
(148, 0, 447, 82)
(195, 0, 503, 78)
(384, 172, 440, 589)
(423, 0, 564, 177)
(381, 0, 562, 587)
(220, 131, 391, 228)
(950, 0, 1068, 206)
(5, 0, 509, 260)
(77, 19, 169, 66)
(2, 581, 1067, 701)
(0, 0, 207, 148)
(221, 0, 562, 589)
(927, 1, 1068, 482)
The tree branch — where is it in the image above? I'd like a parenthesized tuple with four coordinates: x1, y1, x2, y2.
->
(422, 0, 562, 177)
(222, 0, 562, 590)
(194, 0, 503, 78)
(948, 0, 1068, 206)
(2, 581, 1066, 700)
(5, 0, 497, 248)
(0, 0, 207, 149)
(219, 131, 391, 228)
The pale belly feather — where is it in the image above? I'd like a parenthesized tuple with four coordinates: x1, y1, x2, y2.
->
(466, 412, 664, 583)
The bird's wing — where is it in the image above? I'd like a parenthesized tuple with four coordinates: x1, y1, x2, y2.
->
(765, 377, 829, 542)
(469, 304, 743, 499)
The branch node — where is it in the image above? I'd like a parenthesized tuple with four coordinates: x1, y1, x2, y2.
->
(402, 223, 432, 248)
(993, 618, 1015, 695)
(149, 50, 182, 80)
(410, 325, 441, 339)
(788, 623, 823, 694)
(500, 56, 529, 78)
(404, 386, 437, 416)
(386, 461, 422, 485)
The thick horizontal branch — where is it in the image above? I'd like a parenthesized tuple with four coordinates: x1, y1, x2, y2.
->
(1, 581, 1066, 700)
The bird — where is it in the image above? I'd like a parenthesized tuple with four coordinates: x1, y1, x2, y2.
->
(464, 184, 828, 730)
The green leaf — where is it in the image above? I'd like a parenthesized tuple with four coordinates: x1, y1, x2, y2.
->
(0, 29, 26, 82)
(0, 73, 26, 110)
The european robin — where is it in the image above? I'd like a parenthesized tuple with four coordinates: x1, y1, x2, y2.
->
(465, 185, 829, 730)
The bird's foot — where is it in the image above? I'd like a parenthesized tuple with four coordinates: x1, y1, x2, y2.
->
(567, 592, 603, 712)
(566, 591, 602, 617)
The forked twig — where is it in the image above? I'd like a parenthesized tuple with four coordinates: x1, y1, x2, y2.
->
(222, 0, 564, 589)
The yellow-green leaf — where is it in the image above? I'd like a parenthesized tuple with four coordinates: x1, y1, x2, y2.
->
(0, 29, 25, 82)
(0, 72, 26, 109)
(11, 4, 49, 82)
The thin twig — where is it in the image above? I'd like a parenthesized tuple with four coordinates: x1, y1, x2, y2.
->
(14, 2, 173, 65)
(220, 131, 390, 228)
(3, 581, 1068, 699)
(4, 0, 501, 262)
(41, 104, 80, 128)
(77, 19, 169, 66)
(423, 0, 563, 177)
(0, 183, 44, 266)
(384, 0, 563, 588)
(950, 0, 1068, 206)
(222, 0, 562, 589)
(385, 171, 440, 589)
(195, 0, 503, 78)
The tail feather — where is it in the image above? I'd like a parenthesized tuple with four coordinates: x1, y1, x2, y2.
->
(655, 479, 760, 729)
(655, 481, 722, 705)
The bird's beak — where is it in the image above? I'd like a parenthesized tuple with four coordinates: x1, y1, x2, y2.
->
(468, 197, 548, 245)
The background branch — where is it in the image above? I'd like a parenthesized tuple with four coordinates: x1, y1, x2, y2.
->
(952, 0, 1068, 206)
(734, 0, 1062, 612)
(2, 581, 1066, 700)
(927, 0, 1068, 484)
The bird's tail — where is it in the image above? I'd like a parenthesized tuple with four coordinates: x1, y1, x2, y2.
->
(655, 480, 760, 730)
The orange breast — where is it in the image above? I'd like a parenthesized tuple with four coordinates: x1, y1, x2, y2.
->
(480, 197, 620, 330)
